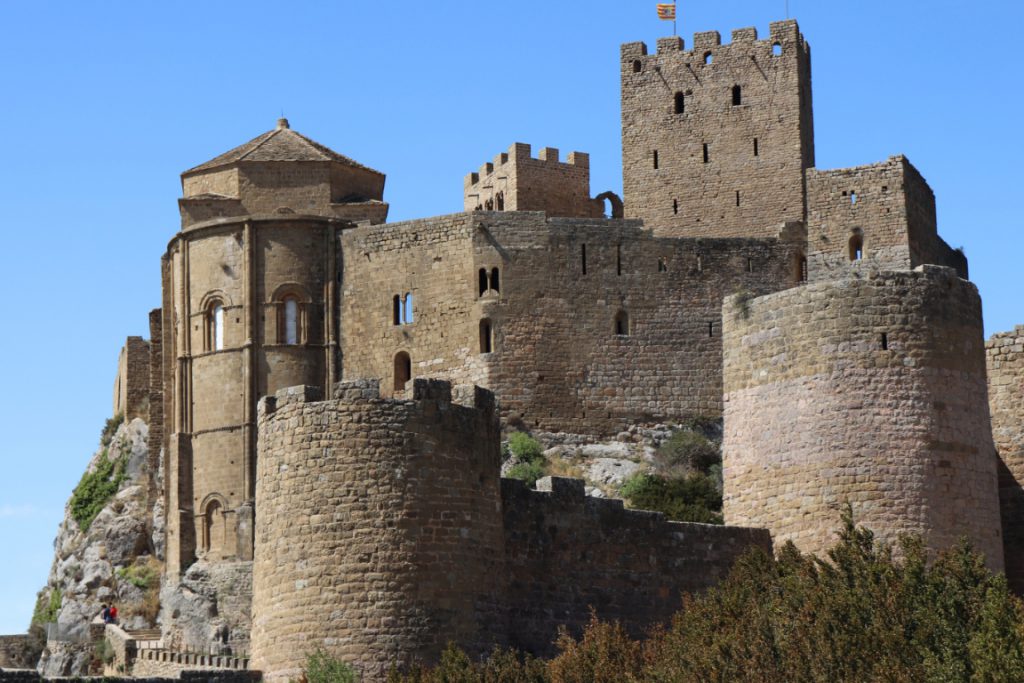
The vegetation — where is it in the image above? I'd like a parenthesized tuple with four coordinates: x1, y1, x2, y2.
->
(620, 473, 722, 524)
(27, 587, 62, 654)
(116, 558, 159, 590)
(505, 432, 548, 488)
(100, 412, 124, 448)
(653, 430, 720, 476)
(302, 649, 360, 683)
(70, 447, 129, 531)
(389, 515, 1024, 682)
(388, 643, 547, 683)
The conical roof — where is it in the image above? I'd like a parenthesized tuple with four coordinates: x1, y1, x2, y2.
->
(184, 118, 383, 176)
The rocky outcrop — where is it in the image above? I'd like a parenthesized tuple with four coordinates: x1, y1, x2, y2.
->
(159, 561, 252, 657)
(35, 418, 162, 677)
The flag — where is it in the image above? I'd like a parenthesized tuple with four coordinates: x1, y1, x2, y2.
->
(657, 3, 676, 20)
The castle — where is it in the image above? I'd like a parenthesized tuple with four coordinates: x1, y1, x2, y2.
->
(78, 18, 1020, 682)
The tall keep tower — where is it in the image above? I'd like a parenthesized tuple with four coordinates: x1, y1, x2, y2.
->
(621, 20, 814, 238)
(162, 119, 388, 575)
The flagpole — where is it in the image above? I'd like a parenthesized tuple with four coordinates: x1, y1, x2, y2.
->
(674, 1, 677, 36)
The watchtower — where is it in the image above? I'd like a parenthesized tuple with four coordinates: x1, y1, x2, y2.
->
(621, 20, 814, 238)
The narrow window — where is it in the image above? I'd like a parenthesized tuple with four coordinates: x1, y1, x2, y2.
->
(772, 42, 782, 56)
(478, 268, 488, 296)
(704, 52, 713, 65)
(207, 302, 224, 352)
(746, 257, 753, 273)
(614, 310, 630, 336)
(736, 190, 741, 207)
(480, 319, 493, 354)
(794, 255, 808, 283)
(581, 244, 587, 275)
(283, 297, 299, 345)
(708, 322, 714, 338)
(203, 500, 223, 555)
(703, 143, 710, 163)
(849, 235, 864, 261)
(881, 333, 889, 351)
(403, 293, 414, 323)
(394, 352, 412, 392)
(851, 191, 858, 205)
(732, 85, 742, 106)
(496, 191, 505, 211)
(658, 258, 668, 272)
(616, 245, 622, 276)
(393, 295, 401, 325)
(697, 254, 703, 272)
(753, 138, 759, 156)
(653, 150, 659, 169)
(674, 92, 685, 114)
(632, 59, 642, 73)
(490, 267, 500, 293)
(673, 199, 678, 215)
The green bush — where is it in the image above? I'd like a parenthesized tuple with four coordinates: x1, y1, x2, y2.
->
(389, 642, 547, 682)
(31, 587, 61, 627)
(620, 472, 722, 524)
(507, 460, 547, 489)
(304, 649, 360, 683)
(116, 559, 159, 590)
(654, 430, 720, 476)
(70, 448, 128, 531)
(507, 432, 543, 462)
(100, 413, 124, 448)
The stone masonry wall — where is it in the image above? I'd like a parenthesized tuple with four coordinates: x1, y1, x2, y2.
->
(464, 143, 601, 218)
(723, 266, 1003, 569)
(806, 156, 966, 281)
(251, 380, 508, 682)
(988, 327, 1024, 593)
(501, 476, 771, 655)
(0, 635, 34, 670)
(621, 20, 814, 238)
(113, 336, 151, 422)
(342, 210, 801, 437)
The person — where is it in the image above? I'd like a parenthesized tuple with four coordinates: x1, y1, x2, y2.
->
(101, 604, 110, 624)
(108, 604, 118, 624)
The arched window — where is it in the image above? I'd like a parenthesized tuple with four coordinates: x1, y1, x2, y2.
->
(794, 253, 808, 283)
(478, 269, 488, 296)
(674, 91, 685, 114)
(490, 268, 500, 293)
(772, 42, 782, 56)
(849, 234, 864, 261)
(732, 85, 742, 106)
(632, 59, 642, 73)
(283, 297, 299, 345)
(206, 301, 225, 352)
(403, 293, 414, 323)
(393, 294, 402, 325)
(480, 319, 493, 354)
(614, 310, 630, 336)
(704, 52, 713, 65)
(394, 351, 412, 392)
(203, 499, 224, 556)
(496, 191, 505, 211)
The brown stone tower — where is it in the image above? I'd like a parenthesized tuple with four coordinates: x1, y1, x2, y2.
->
(161, 119, 388, 575)
(988, 327, 1024, 593)
(621, 20, 814, 237)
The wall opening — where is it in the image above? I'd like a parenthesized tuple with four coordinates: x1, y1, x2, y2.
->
(283, 297, 299, 345)
(708, 322, 715, 338)
(732, 85, 742, 106)
(614, 310, 630, 336)
(746, 257, 754, 273)
(394, 352, 411, 392)
(851, 191, 858, 205)
(849, 234, 864, 261)
(881, 333, 889, 351)
(773, 42, 782, 56)
(674, 91, 685, 114)
(754, 138, 759, 156)
(496, 191, 505, 211)
(658, 257, 668, 272)
(207, 301, 224, 352)
(697, 254, 703, 272)
(203, 499, 225, 557)
(632, 59, 642, 73)
(403, 293, 414, 323)
(478, 269, 488, 296)
(703, 143, 710, 163)
(653, 150, 659, 169)
(616, 245, 622, 276)
(581, 244, 587, 275)
(704, 52, 713, 65)
(393, 295, 401, 325)
(490, 267, 500, 293)
(736, 190, 741, 207)
(673, 198, 678, 215)
(794, 253, 808, 283)
(480, 319, 493, 354)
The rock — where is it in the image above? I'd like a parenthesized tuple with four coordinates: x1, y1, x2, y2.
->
(578, 442, 634, 459)
(159, 560, 253, 656)
(588, 488, 606, 498)
(616, 431, 632, 442)
(585, 458, 644, 486)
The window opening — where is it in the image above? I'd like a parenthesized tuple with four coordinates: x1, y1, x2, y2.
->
(704, 52, 713, 65)
(653, 150, 659, 169)
(283, 297, 299, 345)
(753, 138, 759, 156)
(207, 302, 224, 352)
(708, 322, 715, 338)
(851, 191, 858, 205)
(736, 190, 741, 207)
(496, 191, 505, 211)
(581, 244, 587, 275)
(490, 267, 500, 293)
(614, 310, 630, 336)
(849, 235, 864, 261)
(632, 59, 642, 73)
(697, 254, 703, 272)
(658, 258, 668, 272)
(403, 293, 414, 323)
(881, 333, 889, 351)
(203, 500, 224, 555)
(674, 91, 685, 114)
(795, 254, 808, 283)
(394, 352, 412, 392)
(480, 319, 493, 354)
(393, 295, 401, 325)
(746, 257, 753, 273)
(703, 143, 710, 163)
(732, 85, 742, 106)
(479, 269, 488, 296)
(616, 245, 622, 276)
(772, 42, 782, 56)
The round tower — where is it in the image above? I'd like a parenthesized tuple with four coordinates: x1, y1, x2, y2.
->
(250, 379, 507, 682)
(722, 266, 1003, 569)
(162, 120, 389, 573)
(988, 326, 1024, 591)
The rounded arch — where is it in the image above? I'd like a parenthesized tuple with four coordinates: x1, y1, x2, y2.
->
(614, 309, 630, 336)
(201, 293, 228, 352)
(595, 191, 624, 219)
(793, 251, 808, 283)
(849, 231, 865, 262)
(198, 289, 233, 312)
(199, 493, 232, 558)
(269, 282, 312, 304)
(270, 283, 312, 345)
(394, 351, 412, 392)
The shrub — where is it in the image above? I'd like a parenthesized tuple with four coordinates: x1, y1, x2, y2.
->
(507, 432, 543, 462)
(117, 558, 159, 590)
(100, 413, 124, 448)
(70, 448, 129, 531)
(549, 615, 643, 683)
(654, 430, 720, 476)
(620, 472, 722, 524)
(304, 649, 360, 683)
(389, 642, 547, 682)
(507, 460, 547, 489)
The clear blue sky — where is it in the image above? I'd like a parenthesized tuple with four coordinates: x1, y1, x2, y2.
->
(0, 0, 1020, 635)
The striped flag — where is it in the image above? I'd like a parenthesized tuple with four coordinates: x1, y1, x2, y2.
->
(657, 3, 676, 20)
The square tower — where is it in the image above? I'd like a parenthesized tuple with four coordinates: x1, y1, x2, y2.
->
(621, 20, 814, 238)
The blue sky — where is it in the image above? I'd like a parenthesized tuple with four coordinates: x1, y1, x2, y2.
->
(0, 0, 1020, 635)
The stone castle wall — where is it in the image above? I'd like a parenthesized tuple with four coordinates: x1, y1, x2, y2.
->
(501, 477, 771, 655)
(251, 380, 508, 682)
(113, 336, 151, 422)
(722, 266, 1003, 568)
(341, 210, 802, 436)
(621, 20, 814, 238)
(0, 635, 34, 670)
(806, 156, 966, 281)
(988, 327, 1024, 592)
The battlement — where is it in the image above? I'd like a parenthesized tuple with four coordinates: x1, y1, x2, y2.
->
(622, 19, 805, 62)
(463, 142, 602, 218)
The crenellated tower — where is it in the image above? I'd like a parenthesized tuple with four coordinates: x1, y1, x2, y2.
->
(621, 20, 814, 238)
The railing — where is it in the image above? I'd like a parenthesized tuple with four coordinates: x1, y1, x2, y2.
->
(134, 647, 250, 670)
